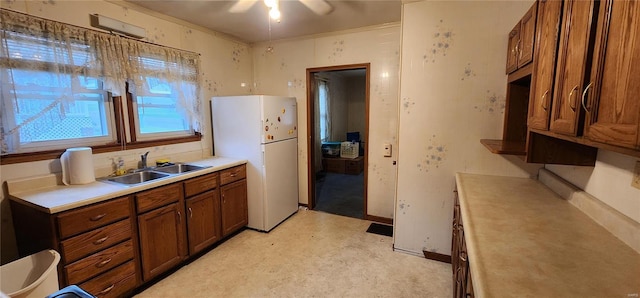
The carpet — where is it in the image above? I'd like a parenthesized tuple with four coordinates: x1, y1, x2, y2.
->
(366, 223, 393, 237)
(315, 172, 364, 219)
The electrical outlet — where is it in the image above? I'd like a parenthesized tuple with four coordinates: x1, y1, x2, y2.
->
(632, 161, 640, 190)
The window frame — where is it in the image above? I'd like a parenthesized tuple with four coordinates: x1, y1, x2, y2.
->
(0, 9, 202, 165)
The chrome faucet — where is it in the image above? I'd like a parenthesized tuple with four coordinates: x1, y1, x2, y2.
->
(140, 151, 150, 169)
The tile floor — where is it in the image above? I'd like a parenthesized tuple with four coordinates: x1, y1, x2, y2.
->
(135, 210, 451, 297)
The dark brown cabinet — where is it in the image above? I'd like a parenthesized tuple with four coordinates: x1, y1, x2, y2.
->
(11, 163, 248, 295)
(506, 2, 538, 74)
(528, 0, 564, 130)
(452, 191, 473, 298)
(220, 165, 248, 237)
(549, 0, 598, 136)
(10, 196, 139, 297)
(186, 189, 222, 254)
(184, 172, 222, 255)
(135, 183, 187, 282)
(221, 180, 248, 237)
(583, 0, 640, 150)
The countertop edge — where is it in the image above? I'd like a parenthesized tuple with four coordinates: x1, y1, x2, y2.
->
(8, 157, 248, 214)
(455, 173, 486, 298)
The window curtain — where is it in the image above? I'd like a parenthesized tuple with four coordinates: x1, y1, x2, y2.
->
(314, 76, 330, 172)
(0, 9, 201, 154)
(122, 39, 201, 133)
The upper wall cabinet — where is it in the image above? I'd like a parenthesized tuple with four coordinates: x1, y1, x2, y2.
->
(583, 0, 640, 150)
(549, 0, 599, 136)
(528, 0, 564, 130)
(506, 2, 539, 74)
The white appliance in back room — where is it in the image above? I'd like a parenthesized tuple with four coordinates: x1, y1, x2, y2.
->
(211, 95, 299, 232)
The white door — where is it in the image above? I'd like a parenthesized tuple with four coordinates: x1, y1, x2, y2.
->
(262, 138, 299, 231)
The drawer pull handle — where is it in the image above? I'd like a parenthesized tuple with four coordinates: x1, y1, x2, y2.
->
(93, 236, 109, 245)
(581, 82, 593, 112)
(90, 213, 107, 221)
(230, 173, 237, 177)
(97, 284, 115, 296)
(177, 211, 182, 222)
(188, 207, 193, 218)
(569, 85, 579, 112)
(459, 251, 467, 262)
(95, 258, 112, 268)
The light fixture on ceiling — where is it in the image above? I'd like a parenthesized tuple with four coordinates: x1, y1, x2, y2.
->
(265, 0, 281, 22)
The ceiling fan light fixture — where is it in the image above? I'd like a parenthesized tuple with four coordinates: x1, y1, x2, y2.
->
(264, 0, 277, 8)
(269, 7, 281, 21)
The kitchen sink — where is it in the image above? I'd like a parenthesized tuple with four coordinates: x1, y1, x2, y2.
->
(104, 171, 170, 185)
(153, 163, 209, 174)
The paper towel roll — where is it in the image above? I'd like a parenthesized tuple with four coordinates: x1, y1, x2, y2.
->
(61, 147, 95, 185)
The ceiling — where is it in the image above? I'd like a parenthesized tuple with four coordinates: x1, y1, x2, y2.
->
(125, 0, 402, 43)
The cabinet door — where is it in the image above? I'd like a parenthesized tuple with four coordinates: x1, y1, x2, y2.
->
(138, 203, 187, 281)
(584, 0, 640, 149)
(518, 2, 538, 68)
(221, 179, 248, 237)
(550, 0, 598, 136)
(186, 189, 222, 255)
(528, 0, 563, 130)
(506, 22, 521, 74)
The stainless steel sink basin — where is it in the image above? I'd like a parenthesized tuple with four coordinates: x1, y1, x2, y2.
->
(153, 163, 209, 174)
(105, 171, 170, 185)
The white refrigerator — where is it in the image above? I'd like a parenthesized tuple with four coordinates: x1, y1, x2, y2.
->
(211, 95, 299, 232)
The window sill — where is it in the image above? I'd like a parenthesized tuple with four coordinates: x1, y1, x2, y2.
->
(0, 133, 202, 165)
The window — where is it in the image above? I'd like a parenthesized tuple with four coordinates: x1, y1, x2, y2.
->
(318, 80, 330, 142)
(1, 9, 201, 162)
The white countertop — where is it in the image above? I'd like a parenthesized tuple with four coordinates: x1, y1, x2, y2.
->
(7, 157, 247, 214)
(455, 173, 640, 297)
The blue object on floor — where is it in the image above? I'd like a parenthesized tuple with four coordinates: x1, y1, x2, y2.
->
(46, 285, 95, 298)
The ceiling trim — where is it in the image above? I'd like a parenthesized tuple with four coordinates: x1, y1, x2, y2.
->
(251, 21, 401, 46)
(105, 0, 250, 45)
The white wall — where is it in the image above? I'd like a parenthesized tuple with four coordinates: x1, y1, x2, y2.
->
(395, 0, 542, 256)
(0, 0, 253, 263)
(252, 25, 401, 218)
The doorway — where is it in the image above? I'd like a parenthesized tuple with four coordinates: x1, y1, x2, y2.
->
(306, 63, 369, 219)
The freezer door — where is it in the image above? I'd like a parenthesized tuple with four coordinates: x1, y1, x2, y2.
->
(261, 96, 297, 144)
(262, 138, 299, 231)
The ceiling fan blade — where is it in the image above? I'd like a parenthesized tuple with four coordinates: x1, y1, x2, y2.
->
(299, 0, 333, 15)
(229, 0, 259, 13)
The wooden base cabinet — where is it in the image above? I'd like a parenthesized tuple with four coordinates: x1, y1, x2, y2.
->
(220, 165, 248, 237)
(10, 196, 140, 298)
(11, 164, 248, 296)
(452, 191, 473, 298)
(186, 189, 222, 254)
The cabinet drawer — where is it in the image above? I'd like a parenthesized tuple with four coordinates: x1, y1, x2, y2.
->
(136, 183, 183, 213)
(60, 219, 132, 263)
(220, 165, 246, 185)
(80, 261, 136, 298)
(65, 239, 134, 285)
(57, 197, 130, 239)
(184, 172, 219, 197)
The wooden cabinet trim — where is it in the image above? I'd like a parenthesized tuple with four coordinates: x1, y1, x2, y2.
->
(79, 261, 137, 298)
(60, 218, 132, 264)
(57, 196, 130, 239)
(184, 172, 219, 197)
(220, 164, 247, 185)
(64, 239, 134, 285)
(136, 183, 183, 213)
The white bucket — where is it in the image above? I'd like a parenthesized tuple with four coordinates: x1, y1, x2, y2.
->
(0, 250, 60, 298)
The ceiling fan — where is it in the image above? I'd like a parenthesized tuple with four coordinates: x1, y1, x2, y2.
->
(229, 0, 334, 17)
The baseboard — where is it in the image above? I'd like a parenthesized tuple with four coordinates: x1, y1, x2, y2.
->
(365, 215, 393, 225)
(422, 250, 452, 264)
